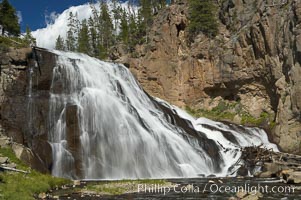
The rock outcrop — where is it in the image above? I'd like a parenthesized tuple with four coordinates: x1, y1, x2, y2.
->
(0, 47, 55, 172)
(114, 0, 301, 154)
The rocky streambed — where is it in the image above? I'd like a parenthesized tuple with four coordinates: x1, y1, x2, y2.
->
(43, 177, 301, 200)
(41, 147, 301, 200)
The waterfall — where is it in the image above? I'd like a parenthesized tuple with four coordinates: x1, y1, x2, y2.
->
(27, 61, 37, 144)
(48, 50, 278, 180)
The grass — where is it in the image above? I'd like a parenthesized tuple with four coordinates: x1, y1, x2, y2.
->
(0, 148, 25, 169)
(0, 147, 70, 200)
(241, 112, 269, 126)
(85, 183, 127, 195)
(0, 36, 30, 53)
(186, 100, 275, 129)
(186, 101, 237, 121)
(81, 179, 169, 195)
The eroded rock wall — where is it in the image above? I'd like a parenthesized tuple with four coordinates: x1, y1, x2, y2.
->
(0, 47, 55, 172)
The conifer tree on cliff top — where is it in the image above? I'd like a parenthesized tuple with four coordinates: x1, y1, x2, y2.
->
(55, 35, 65, 51)
(0, 0, 20, 36)
(188, 0, 218, 40)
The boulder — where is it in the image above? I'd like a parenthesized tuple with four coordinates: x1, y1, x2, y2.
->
(285, 171, 301, 184)
(258, 171, 273, 178)
(0, 136, 11, 148)
(12, 143, 49, 173)
(237, 166, 249, 176)
(0, 157, 9, 164)
(262, 162, 289, 175)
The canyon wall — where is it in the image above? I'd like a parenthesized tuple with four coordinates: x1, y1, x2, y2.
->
(114, 0, 301, 154)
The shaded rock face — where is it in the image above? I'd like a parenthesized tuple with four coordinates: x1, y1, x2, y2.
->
(0, 47, 56, 172)
(115, 0, 301, 154)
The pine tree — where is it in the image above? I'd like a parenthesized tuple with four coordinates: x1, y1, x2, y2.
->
(24, 26, 36, 46)
(188, 0, 218, 40)
(77, 19, 89, 54)
(152, 0, 166, 14)
(0, 0, 20, 36)
(66, 12, 78, 51)
(98, 2, 114, 58)
(119, 9, 129, 44)
(111, 0, 122, 34)
(128, 13, 139, 50)
(88, 17, 98, 57)
(55, 35, 65, 50)
(138, 0, 152, 43)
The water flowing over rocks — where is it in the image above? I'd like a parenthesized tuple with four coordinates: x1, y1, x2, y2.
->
(0, 48, 278, 179)
(113, 0, 301, 155)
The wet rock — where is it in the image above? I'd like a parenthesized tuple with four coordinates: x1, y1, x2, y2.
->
(66, 104, 83, 178)
(237, 166, 249, 176)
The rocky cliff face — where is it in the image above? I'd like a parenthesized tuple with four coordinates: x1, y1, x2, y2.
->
(114, 0, 301, 154)
(0, 47, 55, 172)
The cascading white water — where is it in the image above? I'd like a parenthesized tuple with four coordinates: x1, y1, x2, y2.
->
(48, 50, 278, 180)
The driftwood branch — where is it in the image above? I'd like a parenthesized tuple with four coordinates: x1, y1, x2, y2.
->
(238, 145, 301, 172)
(0, 166, 29, 174)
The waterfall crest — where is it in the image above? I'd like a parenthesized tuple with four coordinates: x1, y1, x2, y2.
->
(48, 51, 278, 179)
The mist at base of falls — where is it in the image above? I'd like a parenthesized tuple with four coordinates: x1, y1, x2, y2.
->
(47, 50, 278, 180)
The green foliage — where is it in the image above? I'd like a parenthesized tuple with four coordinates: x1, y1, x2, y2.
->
(97, 43, 108, 60)
(186, 101, 275, 129)
(82, 179, 168, 195)
(99, 2, 114, 53)
(88, 16, 98, 56)
(0, 0, 20, 36)
(66, 12, 79, 51)
(139, 0, 152, 26)
(188, 0, 218, 40)
(55, 1, 168, 57)
(0, 148, 25, 167)
(23, 26, 36, 46)
(77, 19, 89, 54)
(55, 35, 65, 50)
(0, 147, 70, 200)
(0, 35, 30, 53)
(119, 9, 129, 44)
(186, 101, 237, 121)
(241, 112, 272, 127)
(85, 183, 127, 195)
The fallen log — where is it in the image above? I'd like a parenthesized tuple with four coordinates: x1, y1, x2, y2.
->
(0, 166, 29, 174)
